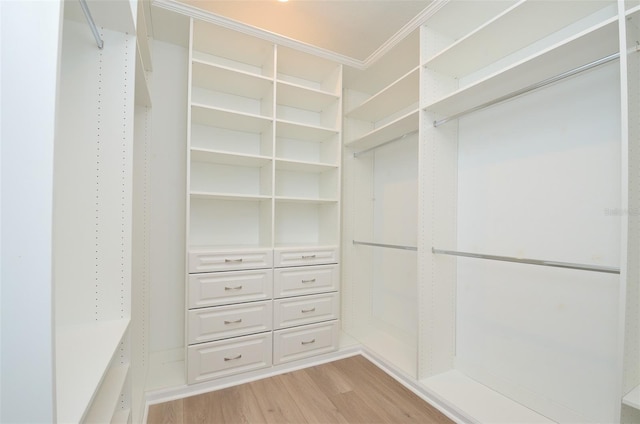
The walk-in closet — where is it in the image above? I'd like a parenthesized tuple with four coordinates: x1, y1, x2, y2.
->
(2, 0, 640, 423)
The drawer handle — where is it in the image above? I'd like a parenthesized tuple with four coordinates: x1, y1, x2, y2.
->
(224, 354, 242, 361)
(225, 258, 243, 263)
(224, 319, 243, 324)
(301, 339, 316, 345)
(224, 285, 243, 291)
(301, 278, 316, 284)
(301, 255, 316, 259)
(301, 307, 316, 313)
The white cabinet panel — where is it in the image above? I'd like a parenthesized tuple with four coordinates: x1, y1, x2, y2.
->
(188, 301, 272, 344)
(273, 293, 339, 329)
(274, 246, 338, 267)
(273, 321, 338, 365)
(273, 264, 339, 298)
(188, 248, 273, 273)
(187, 333, 272, 384)
(188, 269, 273, 308)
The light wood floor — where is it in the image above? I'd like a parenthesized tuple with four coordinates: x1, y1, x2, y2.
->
(147, 355, 454, 424)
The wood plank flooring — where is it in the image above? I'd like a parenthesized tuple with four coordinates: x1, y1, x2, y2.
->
(147, 355, 453, 424)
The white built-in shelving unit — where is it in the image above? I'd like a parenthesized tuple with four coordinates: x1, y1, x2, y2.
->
(417, 1, 640, 423)
(184, 19, 342, 385)
(342, 31, 420, 377)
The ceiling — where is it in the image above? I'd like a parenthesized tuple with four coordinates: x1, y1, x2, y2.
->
(151, 0, 434, 67)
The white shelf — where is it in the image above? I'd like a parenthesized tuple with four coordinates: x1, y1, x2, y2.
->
(190, 192, 272, 202)
(277, 81, 340, 112)
(276, 118, 337, 135)
(424, 17, 619, 118)
(275, 159, 338, 173)
(624, 385, 640, 410)
(84, 365, 130, 423)
(421, 370, 554, 424)
(346, 109, 419, 151)
(56, 319, 130, 424)
(191, 104, 273, 133)
(191, 148, 272, 168)
(346, 67, 419, 122)
(192, 60, 273, 99)
(424, 1, 614, 77)
(276, 120, 338, 143)
(275, 196, 339, 204)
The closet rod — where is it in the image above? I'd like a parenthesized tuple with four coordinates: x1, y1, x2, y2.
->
(432, 248, 620, 274)
(433, 52, 619, 127)
(353, 240, 417, 251)
(79, 0, 104, 49)
(353, 130, 419, 158)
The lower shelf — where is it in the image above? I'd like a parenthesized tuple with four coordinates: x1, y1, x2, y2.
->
(56, 319, 130, 424)
(623, 385, 640, 410)
(420, 370, 554, 424)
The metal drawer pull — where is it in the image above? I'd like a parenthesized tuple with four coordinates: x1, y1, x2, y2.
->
(224, 354, 242, 361)
(301, 307, 316, 313)
(301, 278, 316, 283)
(224, 285, 243, 291)
(224, 319, 243, 324)
(225, 258, 243, 263)
(301, 255, 316, 259)
(301, 339, 316, 345)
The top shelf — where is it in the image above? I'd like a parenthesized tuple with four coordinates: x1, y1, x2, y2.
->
(346, 67, 419, 122)
(423, 0, 615, 78)
(424, 16, 619, 119)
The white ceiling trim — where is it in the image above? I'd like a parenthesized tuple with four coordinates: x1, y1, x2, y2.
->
(362, 0, 448, 67)
(151, 0, 448, 70)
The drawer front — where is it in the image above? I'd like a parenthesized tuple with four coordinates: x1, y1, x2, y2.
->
(274, 293, 339, 329)
(188, 301, 273, 344)
(188, 269, 273, 308)
(189, 248, 273, 273)
(187, 333, 272, 384)
(273, 265, 339, 298)
(273, 321, 338, 365)
(274, 246, 338, 268)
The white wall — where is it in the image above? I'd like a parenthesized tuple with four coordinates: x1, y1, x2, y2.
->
(149, 40, 188, 353)
(0, 1, 62, 421)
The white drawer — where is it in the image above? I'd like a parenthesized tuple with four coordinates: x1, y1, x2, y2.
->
(188, 332, 272, 384)
(274, 264, 339, 298)
(274, 246, 338, 268)
(188, 269, 272, 308)
(189, 248, 273, 273)
(273, 321, 338, 365)
(188, 301, 273, 344)
(274, 293, 339, 329)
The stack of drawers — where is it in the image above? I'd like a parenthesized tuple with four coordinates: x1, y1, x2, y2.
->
(186, 247, 339, 384)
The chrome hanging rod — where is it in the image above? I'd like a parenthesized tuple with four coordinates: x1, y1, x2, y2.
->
(79, 0, 104, 49)
(353, 130, 419, 158)
(433, 52, 620, 127)
(353, 240, 417, 251)
(432, 248, 619, 274)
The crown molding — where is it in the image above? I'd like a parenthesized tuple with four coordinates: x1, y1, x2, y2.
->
(151, 0, 449, 70)
(362, 0, 449, 68)
(151, 0, 366, 69)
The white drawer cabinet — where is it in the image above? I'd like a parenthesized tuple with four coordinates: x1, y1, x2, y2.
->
(274, 246, 338, 268)
(273, 264, 339, 298)
(189, 248, 273, 273)
(188, 269, 273, 308)
(273, 321, 339, 365)
(188, 301, 273, 344)
(187, 332, 272, 384)
(273, 293, 339, 329)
